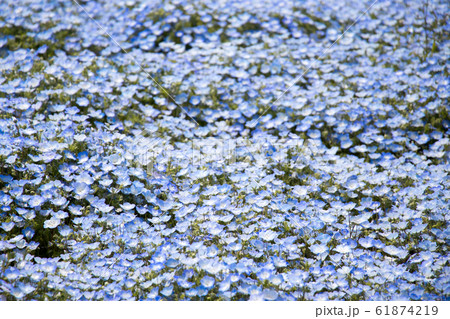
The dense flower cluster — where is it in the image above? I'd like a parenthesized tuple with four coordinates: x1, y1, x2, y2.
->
(0, 0, 449, 300)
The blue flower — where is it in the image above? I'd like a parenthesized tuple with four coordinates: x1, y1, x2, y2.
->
(200, 276, 215, 288)
(44, 217, 60, 229)
(28, 195, 45, 208)
(160, 285, 173, 297)
(1, 222, 15, 232)
(310, 243, 328, 255)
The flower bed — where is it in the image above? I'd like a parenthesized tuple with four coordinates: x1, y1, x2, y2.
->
(0, 0, 449, 300)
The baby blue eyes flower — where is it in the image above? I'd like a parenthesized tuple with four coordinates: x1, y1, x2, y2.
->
(68, 205, 83, 216)
(351, 212, 371, 224)
(340, 137, 353, 149)
(186, 288, 198, 298)
(345, 176, 359, 191)
(262, 289, 278, 301)
(207, 223, 224, 236)
(2, 222, 15, 232)
(227, 242, 242, 251)
(181, 35, 193, 44)
(335, 243, 352, 254)
(51, 197, 67, 206)
(11, 288, 25, 299)
(41, 262, 56, 273)
(252, 239, 265, 250)
(78, 151, 89, 164)
(157, 199, 175, 212)
(22, 227, 35, 239)
(28, 195, 45, 208)
(166, 258, 179, 268)
(120, 202, 135, 211)
(92, 199, 114, 213)
(161, 285, 173, 297)
(292, 185, 308, 197)
(77, 97, 89, 107)
(78, 172, 94, 185)
(319, 213, 337, 223)
(73, 182, 90, 199)
(258, 229, 278, 241)
(53, 210, 68, 219)
(200, 276, 215, 288)
(409, 223, 427, 234)
(44, 217, 60, 229)
(99, 179, 113, 187)
(124, 279, 135, 289)
(257, 269, 271, 281)
(383, 245, 408, 259)
(58, 225, 72, 237)
(358, 237, 374, 248)
(19, 284, 36, 295)
(310, 243, 329, 255)
(14, 101, 31, 111)
(307, 129, 321, 139)
(190, 96, 201, 106)
(218, 279, 231, 292)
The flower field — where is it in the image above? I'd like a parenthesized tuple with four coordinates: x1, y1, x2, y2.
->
(0, 0, 449, 300)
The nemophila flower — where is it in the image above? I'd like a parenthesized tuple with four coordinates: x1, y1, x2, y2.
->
(177, 192, 199, 205)
(92, 199, 114, 213)
(120, 202, 135, 211)
(51, 197, 67, 207)
(409, 222, 427, 234)
(207, 222, 224, 236)
(160, 285, 173, 297)
(28, 195, 45, 208)
(68, 205, 83, 216)
(15, 239, 27, 249)
(345, 175, 360, 191)
(22, 227, 35, 239)
(77, 151, 89, 164)
(53, 210, 68, 219)
(1, 221, 15, 232)
(18, 283, 36, 296)
(383, 245, 408, 259)
(227, 242, 242, 252)
(57, 225, 72, 237)
(78, 172, 94, 185)
(41, 262, 57, 273)
(262, 289, 278, 301)
(73, 182, 90, 199)
(310, 243, 328, 255)
(334, 239, 357, 254)
(44, 217, 60, 229)
(258, 229, 278, 241)
(99, 178, 113, 187)
(358, 237, 374, 248)
(257, 268, 272, 281)
(319, 212, 337, 223)
(124, 279, 135, 289)
(200, 276, 215, 288)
